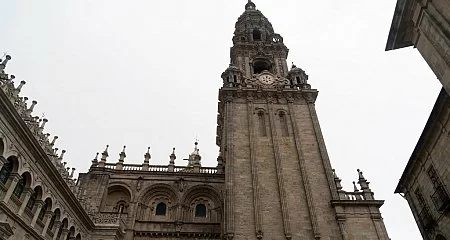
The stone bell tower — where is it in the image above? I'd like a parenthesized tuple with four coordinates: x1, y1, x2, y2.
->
(217, 1, 390, 240)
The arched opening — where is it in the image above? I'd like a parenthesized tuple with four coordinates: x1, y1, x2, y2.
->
(0, 139, 4, 156)
(258, 111, 267, 137)
(48, 208, 60, 233)
(66, 226, 75, 240)
(195, 204, 207, 217)
(75, 233, 81, 240)
(26, 186, 42, 212)
(138, 184, 177, 221)
(103, 185, 131, 213)
(0, 157, 15, 184)
(253, 59, 271, 74)
(155, 202, 167, 216)
(13, 172, 31, 198)
(56, 218, 68, 240)
(436, 234, 448, 240)
(38, 198, 52, 221)
(252, 29, 262, 41)
(279, 111, 289, 136)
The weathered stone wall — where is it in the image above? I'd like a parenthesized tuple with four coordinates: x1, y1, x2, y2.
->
(402, 90, 450, 240)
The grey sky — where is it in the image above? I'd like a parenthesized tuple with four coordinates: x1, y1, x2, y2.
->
(0, 0, 441, 239)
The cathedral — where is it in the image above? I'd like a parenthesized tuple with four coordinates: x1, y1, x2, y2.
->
(0, 1, 390, 239)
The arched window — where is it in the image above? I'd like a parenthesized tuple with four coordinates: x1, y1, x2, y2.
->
(26, 192, 36, 210)
(253, 29, 262, 41)
(279, 112, 288, 136)
(13, 174, 26, 198)
(48, 214, 56, 231)
(38, 199, 51, 221)
(253, 59, 271, 74)
(0, 159, 13, 184)
(155, 202, 167, 216)
(195, 204, 207, 217)
(258, 111, 267, 137)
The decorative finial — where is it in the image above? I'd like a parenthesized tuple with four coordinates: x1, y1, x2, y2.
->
(118, 145, 126, 162)
(60, 150, 66, 159)
(353, 181, 359, 192)
(357, 169, 365, 180)
(245, 0, 256, 10)
(40, 118, 48, 129)
(143, 147, 151, 164)
(170, 147, 176, 160)
(103, 145, 109, 156)
(101, 145, 109, 163)
(0, 55, 11, 72)
(92, 152, 99, 165)
(291, 62, 297, 69)
(16, 80, 26, 92)
(51, 136, 58, 145)
(70, 168, 76, 178)
(29, 100, 37, 113)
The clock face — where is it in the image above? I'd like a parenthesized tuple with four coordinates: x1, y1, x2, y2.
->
(259, 74, 275, 84)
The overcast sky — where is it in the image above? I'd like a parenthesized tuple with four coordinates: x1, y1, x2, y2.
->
(0, 0, 442, 239)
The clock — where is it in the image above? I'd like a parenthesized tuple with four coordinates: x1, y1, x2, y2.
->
(259, 74, 275, 84)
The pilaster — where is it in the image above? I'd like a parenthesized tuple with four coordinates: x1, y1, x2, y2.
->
(287, 100, 321, 239)
(30, 200, 44, 227)
(52, 221, 62, 240)
(246, 98, 263, 239)
(267, 101, 291, 239)
(41, 210, 53, 236)
(17, 187, 33, 215)
(2, 173, 21, 204)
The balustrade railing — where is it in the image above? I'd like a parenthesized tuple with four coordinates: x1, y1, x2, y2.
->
(338, 191, 366, 201)
(98, 163, 220, 174)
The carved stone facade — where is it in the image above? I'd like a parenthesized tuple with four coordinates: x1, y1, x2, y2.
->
(387, 1, 450, 239)
(0, 1, 390, 239)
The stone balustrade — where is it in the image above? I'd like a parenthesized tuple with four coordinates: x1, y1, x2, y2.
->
(96, 163, 220, 174)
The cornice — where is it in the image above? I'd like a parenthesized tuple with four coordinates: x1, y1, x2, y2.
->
(330, 199, 385, 208)
(218, 88, 318, 105)
(395, 88, 448, 193)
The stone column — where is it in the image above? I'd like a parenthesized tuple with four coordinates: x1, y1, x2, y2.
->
(30, 200, 44, 227)
(41, 210, 53, 236)
(59, 229, 69, 240)
(0, 157, 7, 170)
(2, 173, 21, 204)
(17, 187, 33, 215)
(51, 221, 62, 240)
